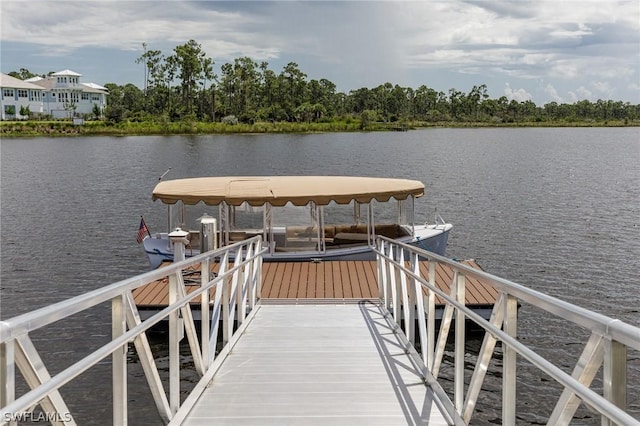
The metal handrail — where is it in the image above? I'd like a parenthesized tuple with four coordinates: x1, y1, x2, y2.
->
(0, 237, 262, 343)
(374, 236, 640, 425)
(1, 236, 266, 425)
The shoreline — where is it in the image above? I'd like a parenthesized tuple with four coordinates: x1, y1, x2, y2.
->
(1, 119, 637, 137)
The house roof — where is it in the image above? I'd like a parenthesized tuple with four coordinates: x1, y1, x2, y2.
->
(29, 78, 54, 90)
(26, 77, 108, 94)
(0, 73, 45, 90)
(52, 69, 82, 77)
(82, 82, 108, 92)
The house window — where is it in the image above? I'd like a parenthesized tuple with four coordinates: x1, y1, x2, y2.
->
(92, 95, 100, 101)
(30, 91, 41, 101)
(2, 88, 14, 98)
(18, 89, 28, 98)
(81, 93, 89, 100)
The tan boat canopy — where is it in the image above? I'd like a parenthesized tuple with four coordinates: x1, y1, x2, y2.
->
(152, 176, 424, 207)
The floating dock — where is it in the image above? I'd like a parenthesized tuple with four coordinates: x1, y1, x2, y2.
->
(133, 259, 498, 315)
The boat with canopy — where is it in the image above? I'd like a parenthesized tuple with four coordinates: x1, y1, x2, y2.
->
(142, 176, 452, 268)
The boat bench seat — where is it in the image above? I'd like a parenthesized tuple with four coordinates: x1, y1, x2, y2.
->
(229, 231, 247, 242)
(332, 232, 369, 245)
(328, 224, 405, 238)
(284, 224, 406, 244)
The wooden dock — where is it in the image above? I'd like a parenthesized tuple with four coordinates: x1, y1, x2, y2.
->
(133, 259, 498, 312)
(181, 303, 454, 425)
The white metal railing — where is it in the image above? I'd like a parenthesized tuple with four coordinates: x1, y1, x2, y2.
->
(374, 236, 640, 426)
(0, 236, 265, 425)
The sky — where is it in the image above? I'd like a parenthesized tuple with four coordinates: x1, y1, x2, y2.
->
(1, 1, 639, 105)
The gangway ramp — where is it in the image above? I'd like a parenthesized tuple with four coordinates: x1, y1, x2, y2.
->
(181, 303, 456, 425)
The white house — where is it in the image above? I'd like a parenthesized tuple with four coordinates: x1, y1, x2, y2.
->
(0, 73, 44, 120)
(0, 69, 108, 120)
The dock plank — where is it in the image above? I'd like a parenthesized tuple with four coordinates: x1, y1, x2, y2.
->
(133, 259, 497, 310)
(331, 262, 343, 298)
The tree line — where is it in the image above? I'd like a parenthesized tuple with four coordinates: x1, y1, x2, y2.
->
(10, 39, 640, 125)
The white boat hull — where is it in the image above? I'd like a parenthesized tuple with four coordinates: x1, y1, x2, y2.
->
(142, 224, 451, 269)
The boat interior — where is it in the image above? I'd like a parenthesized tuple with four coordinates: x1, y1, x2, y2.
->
(183, 223, 411, 253)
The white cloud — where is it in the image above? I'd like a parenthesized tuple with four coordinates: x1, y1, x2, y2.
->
(575, 86, 593, 100)
(504, 83, 533, 102)
(0, 1, 276, 60)
(592, 81, 613, 98)
(1, 0, 638, 104)
(544, 84, 564, 103)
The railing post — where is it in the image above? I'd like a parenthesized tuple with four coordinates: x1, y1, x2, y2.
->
(427, 260, 436, 371)
(454, 272, 466, 413)
(406, 252, 417, 346)
(392, 247, 401, 324)
(201, 258, 211, 367)
(168, 229, 188, 415)
(168, 271, 181, 415)
(245, 242, 255, 311)
(112, 294, 127, 425)
(235, 246, 246, 327)
(248, 239, 262, 304)
(0, 336, 15, 424)
(376, 240, 387, 308)
(222, 261, 231, 347)
(413, 255, 427, 366)
(603, 339, 627, 426)
(502, 293, 518, 426)
(398, 249, 411, 337)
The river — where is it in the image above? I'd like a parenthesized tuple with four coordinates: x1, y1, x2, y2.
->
(1, 127, 638, 424)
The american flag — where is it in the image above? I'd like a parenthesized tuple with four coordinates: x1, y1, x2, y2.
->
(137, 217, 150, 244)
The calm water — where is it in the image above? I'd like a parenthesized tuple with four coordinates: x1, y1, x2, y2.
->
(1, 128, 639, 424)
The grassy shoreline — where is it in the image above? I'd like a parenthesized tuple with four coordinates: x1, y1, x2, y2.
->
(1, 119, 637, 137)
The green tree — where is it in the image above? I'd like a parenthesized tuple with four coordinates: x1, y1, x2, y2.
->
(168, 40, 214, 117)
(258, 62, 280, 119)
(122, 83, 144, 115)
(279, 62, 307, 121)
(4, 105, 16, 119)
(19, 105, 31, 119)
(92, 103, 102, 120)
(218, 57, 260, 122)
(136, 43, 165, 113)
(448, 88, 464, 119)
(467, 84, 488, 120)
(8, 68, 37, 80)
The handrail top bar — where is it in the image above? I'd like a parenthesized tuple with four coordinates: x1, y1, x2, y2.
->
(376, 236, 640, 349)
(0, 236, 265, 343)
